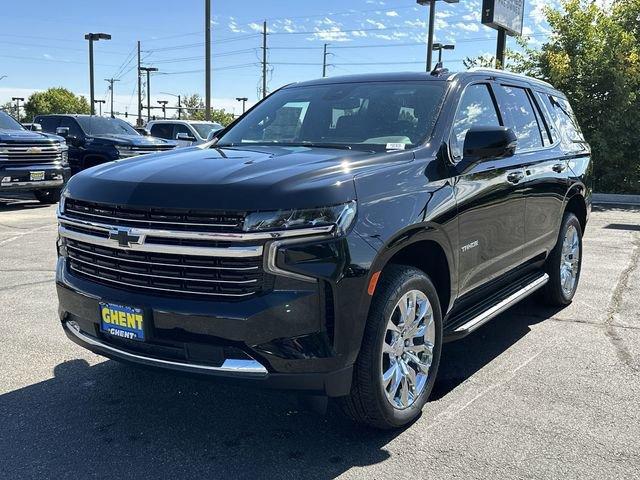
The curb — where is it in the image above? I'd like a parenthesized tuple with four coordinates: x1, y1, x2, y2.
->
(593, 193, 640, 206)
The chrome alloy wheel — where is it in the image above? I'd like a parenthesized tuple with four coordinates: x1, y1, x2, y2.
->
(560, 224, 580, 297)
(381, 290, 436, 410)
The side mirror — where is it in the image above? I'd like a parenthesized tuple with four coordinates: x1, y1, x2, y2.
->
(56, 127, 70, 138)
(176, 132, 196, 142)
(456, 126, 517, 174)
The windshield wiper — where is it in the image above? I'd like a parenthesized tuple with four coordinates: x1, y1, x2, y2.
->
(216, 141, 352, 150)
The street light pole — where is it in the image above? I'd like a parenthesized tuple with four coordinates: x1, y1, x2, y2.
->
(432, 43, 455, 63)
(12, 97, 24, 123)
(157, 100, 169, 119)
(84, 33, 111, 115)
(140, 67, 158, 123)
(160, 92, 182, 119)
(417, 0, 458, 72)
(235, 97, 248, 114)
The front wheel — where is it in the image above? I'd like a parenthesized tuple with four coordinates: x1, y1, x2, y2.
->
(34, 188, 61, 204)
(339, 265, 443, 429)
(543, 212, 583, 306)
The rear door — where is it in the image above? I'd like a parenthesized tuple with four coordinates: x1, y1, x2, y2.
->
(451, 82, 527, 296)
(173, 123, 197, 146)
(494, 83, 570, 261)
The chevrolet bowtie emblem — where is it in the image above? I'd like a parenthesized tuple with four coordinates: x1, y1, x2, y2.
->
(108, 227, 143, 248)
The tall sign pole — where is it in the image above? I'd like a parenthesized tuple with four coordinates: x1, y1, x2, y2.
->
(137, 41, 142, 126)
(417, 0, 459, 72)
(481, 0, 524, 69)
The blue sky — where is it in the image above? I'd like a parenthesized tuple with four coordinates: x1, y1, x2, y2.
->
(0, 0, 553, 117)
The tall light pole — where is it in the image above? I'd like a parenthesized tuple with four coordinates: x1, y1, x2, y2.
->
(139, 66, 158, 123)
(93, 100, 105, 116)
(416, 0, 458, 72)
(12, 97, 24, 123)
(84, 33, 111, 115)
(235, 97, 248, 114)
(104, 78, 120, 118)
(160, 92, 182, 119)
(432, 43, 455, 63)
(204, 0, 211, 120)
(157, 100, 169, 119)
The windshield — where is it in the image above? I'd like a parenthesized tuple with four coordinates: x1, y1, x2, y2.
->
(217, 81, 446, 151)
(76, 116, 138, 136)
(0, 111, 24, 131)
(192, 123, 222, 138)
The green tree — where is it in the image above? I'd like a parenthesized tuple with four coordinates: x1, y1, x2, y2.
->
(23, 88, 90, 120)
(508, 0, 640, 193)
(181, 93, 236, 126)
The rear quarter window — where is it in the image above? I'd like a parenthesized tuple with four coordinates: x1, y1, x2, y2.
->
(539, 93, 586, 153)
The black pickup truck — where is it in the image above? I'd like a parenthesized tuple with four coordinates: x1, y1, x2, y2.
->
(0, 111, 69, 203)
(35, 115, 177, 173)
(55, 69, 591, 429)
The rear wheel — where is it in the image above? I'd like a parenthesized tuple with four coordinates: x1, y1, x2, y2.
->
(543, 212, 583, 306)
(34, 188, 61, 204)
(339, 265, 442, 429)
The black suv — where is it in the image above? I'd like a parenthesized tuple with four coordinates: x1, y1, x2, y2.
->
(0, 111, 70, 203)
(56, 70, 591, 429)
(35, 115, 177, 173)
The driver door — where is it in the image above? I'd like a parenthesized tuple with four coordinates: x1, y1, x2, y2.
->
(451, 82, 526, 297)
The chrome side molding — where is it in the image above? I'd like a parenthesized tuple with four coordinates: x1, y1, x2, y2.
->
(454, 273, 549, 333)
(65, 321, 269, 376)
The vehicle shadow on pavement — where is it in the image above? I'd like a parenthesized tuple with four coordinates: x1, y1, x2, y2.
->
(0, 297, 562, 480)
(0, 195, 49, 212)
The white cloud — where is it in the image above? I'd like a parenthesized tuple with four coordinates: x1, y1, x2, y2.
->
(385, 10, 399, 17)
(455, 22, 480, 32)
(247, 22, 262, 32)
(365, 18, 386, 29)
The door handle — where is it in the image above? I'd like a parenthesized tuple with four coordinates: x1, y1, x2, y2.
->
(552, 163, 567, 173)
(506, 171, 525, 184)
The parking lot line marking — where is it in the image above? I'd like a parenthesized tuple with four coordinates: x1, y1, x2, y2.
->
(0, 224, 54, 247)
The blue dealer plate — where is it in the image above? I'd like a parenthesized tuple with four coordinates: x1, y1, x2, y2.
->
(99, 303, 145, 341)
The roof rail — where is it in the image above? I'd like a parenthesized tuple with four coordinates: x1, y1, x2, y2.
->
(467, 67, 553, 88)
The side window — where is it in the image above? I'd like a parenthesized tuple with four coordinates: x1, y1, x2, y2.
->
(540, 94, 586, 153)
(451, 83, 501, 159)
(37, 117, 60, 133)
(173, 124, 192, 139)
(58, 118, 83, 138)
(533, 91, 557, 145)
(497, 85, 543, 151)
(150, 124, 174, 140)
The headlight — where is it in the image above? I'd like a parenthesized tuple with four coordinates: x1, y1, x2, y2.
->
(243, 201, 356, 235)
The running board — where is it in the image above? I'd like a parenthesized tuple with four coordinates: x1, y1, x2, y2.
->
(444, 272, 549, 342)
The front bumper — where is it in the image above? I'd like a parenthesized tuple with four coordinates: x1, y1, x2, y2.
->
(0, 164, 70, 191)
(56, 238, 370, 397)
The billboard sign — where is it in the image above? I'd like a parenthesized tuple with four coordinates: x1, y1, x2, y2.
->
(481, 0, 524, 36)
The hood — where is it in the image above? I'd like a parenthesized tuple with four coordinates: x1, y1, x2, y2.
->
(65, 145, 413, 211)
(89, 134, 176, 147)
(0, 128, 62, 144)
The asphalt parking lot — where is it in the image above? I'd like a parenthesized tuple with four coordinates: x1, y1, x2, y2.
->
(1, 193, 639, 480)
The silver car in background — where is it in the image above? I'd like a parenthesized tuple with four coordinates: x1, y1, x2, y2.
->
(146, 120, 223, 147)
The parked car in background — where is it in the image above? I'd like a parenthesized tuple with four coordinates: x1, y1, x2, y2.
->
(134, 127, 151, 136)
(56, 69, 591, 429)
(147, 120, 223, 147)
(36, 115, 178, 173)
(0, 111, 69, 203)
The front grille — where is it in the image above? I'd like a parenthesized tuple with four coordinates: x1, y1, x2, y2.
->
(64, 198, 244, 232)
(0, 141, 63, 165)
(65, 238, 266, 299)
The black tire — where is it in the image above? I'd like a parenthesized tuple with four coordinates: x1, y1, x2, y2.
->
(34, 188, 61, 204)
(543, 212, 583, 306)
(338, 265, 443, 430)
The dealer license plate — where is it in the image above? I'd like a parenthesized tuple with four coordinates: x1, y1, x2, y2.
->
(99, 302, 145, 341)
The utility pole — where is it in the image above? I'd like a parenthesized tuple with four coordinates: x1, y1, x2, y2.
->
(262, 21, 268, 99)
(157, 100, 169, 119)
(235, 97, 248, 114)
(137, 41, 142, 126)
(322, 44, 332, 78)
(84, 33, 111, 115)
(104, 78, 120, 118)
(94, 99, 105, 116)
(12, 97, 24, 123)
(140, 66, 158, 122)
(205, 0, 211, 120)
